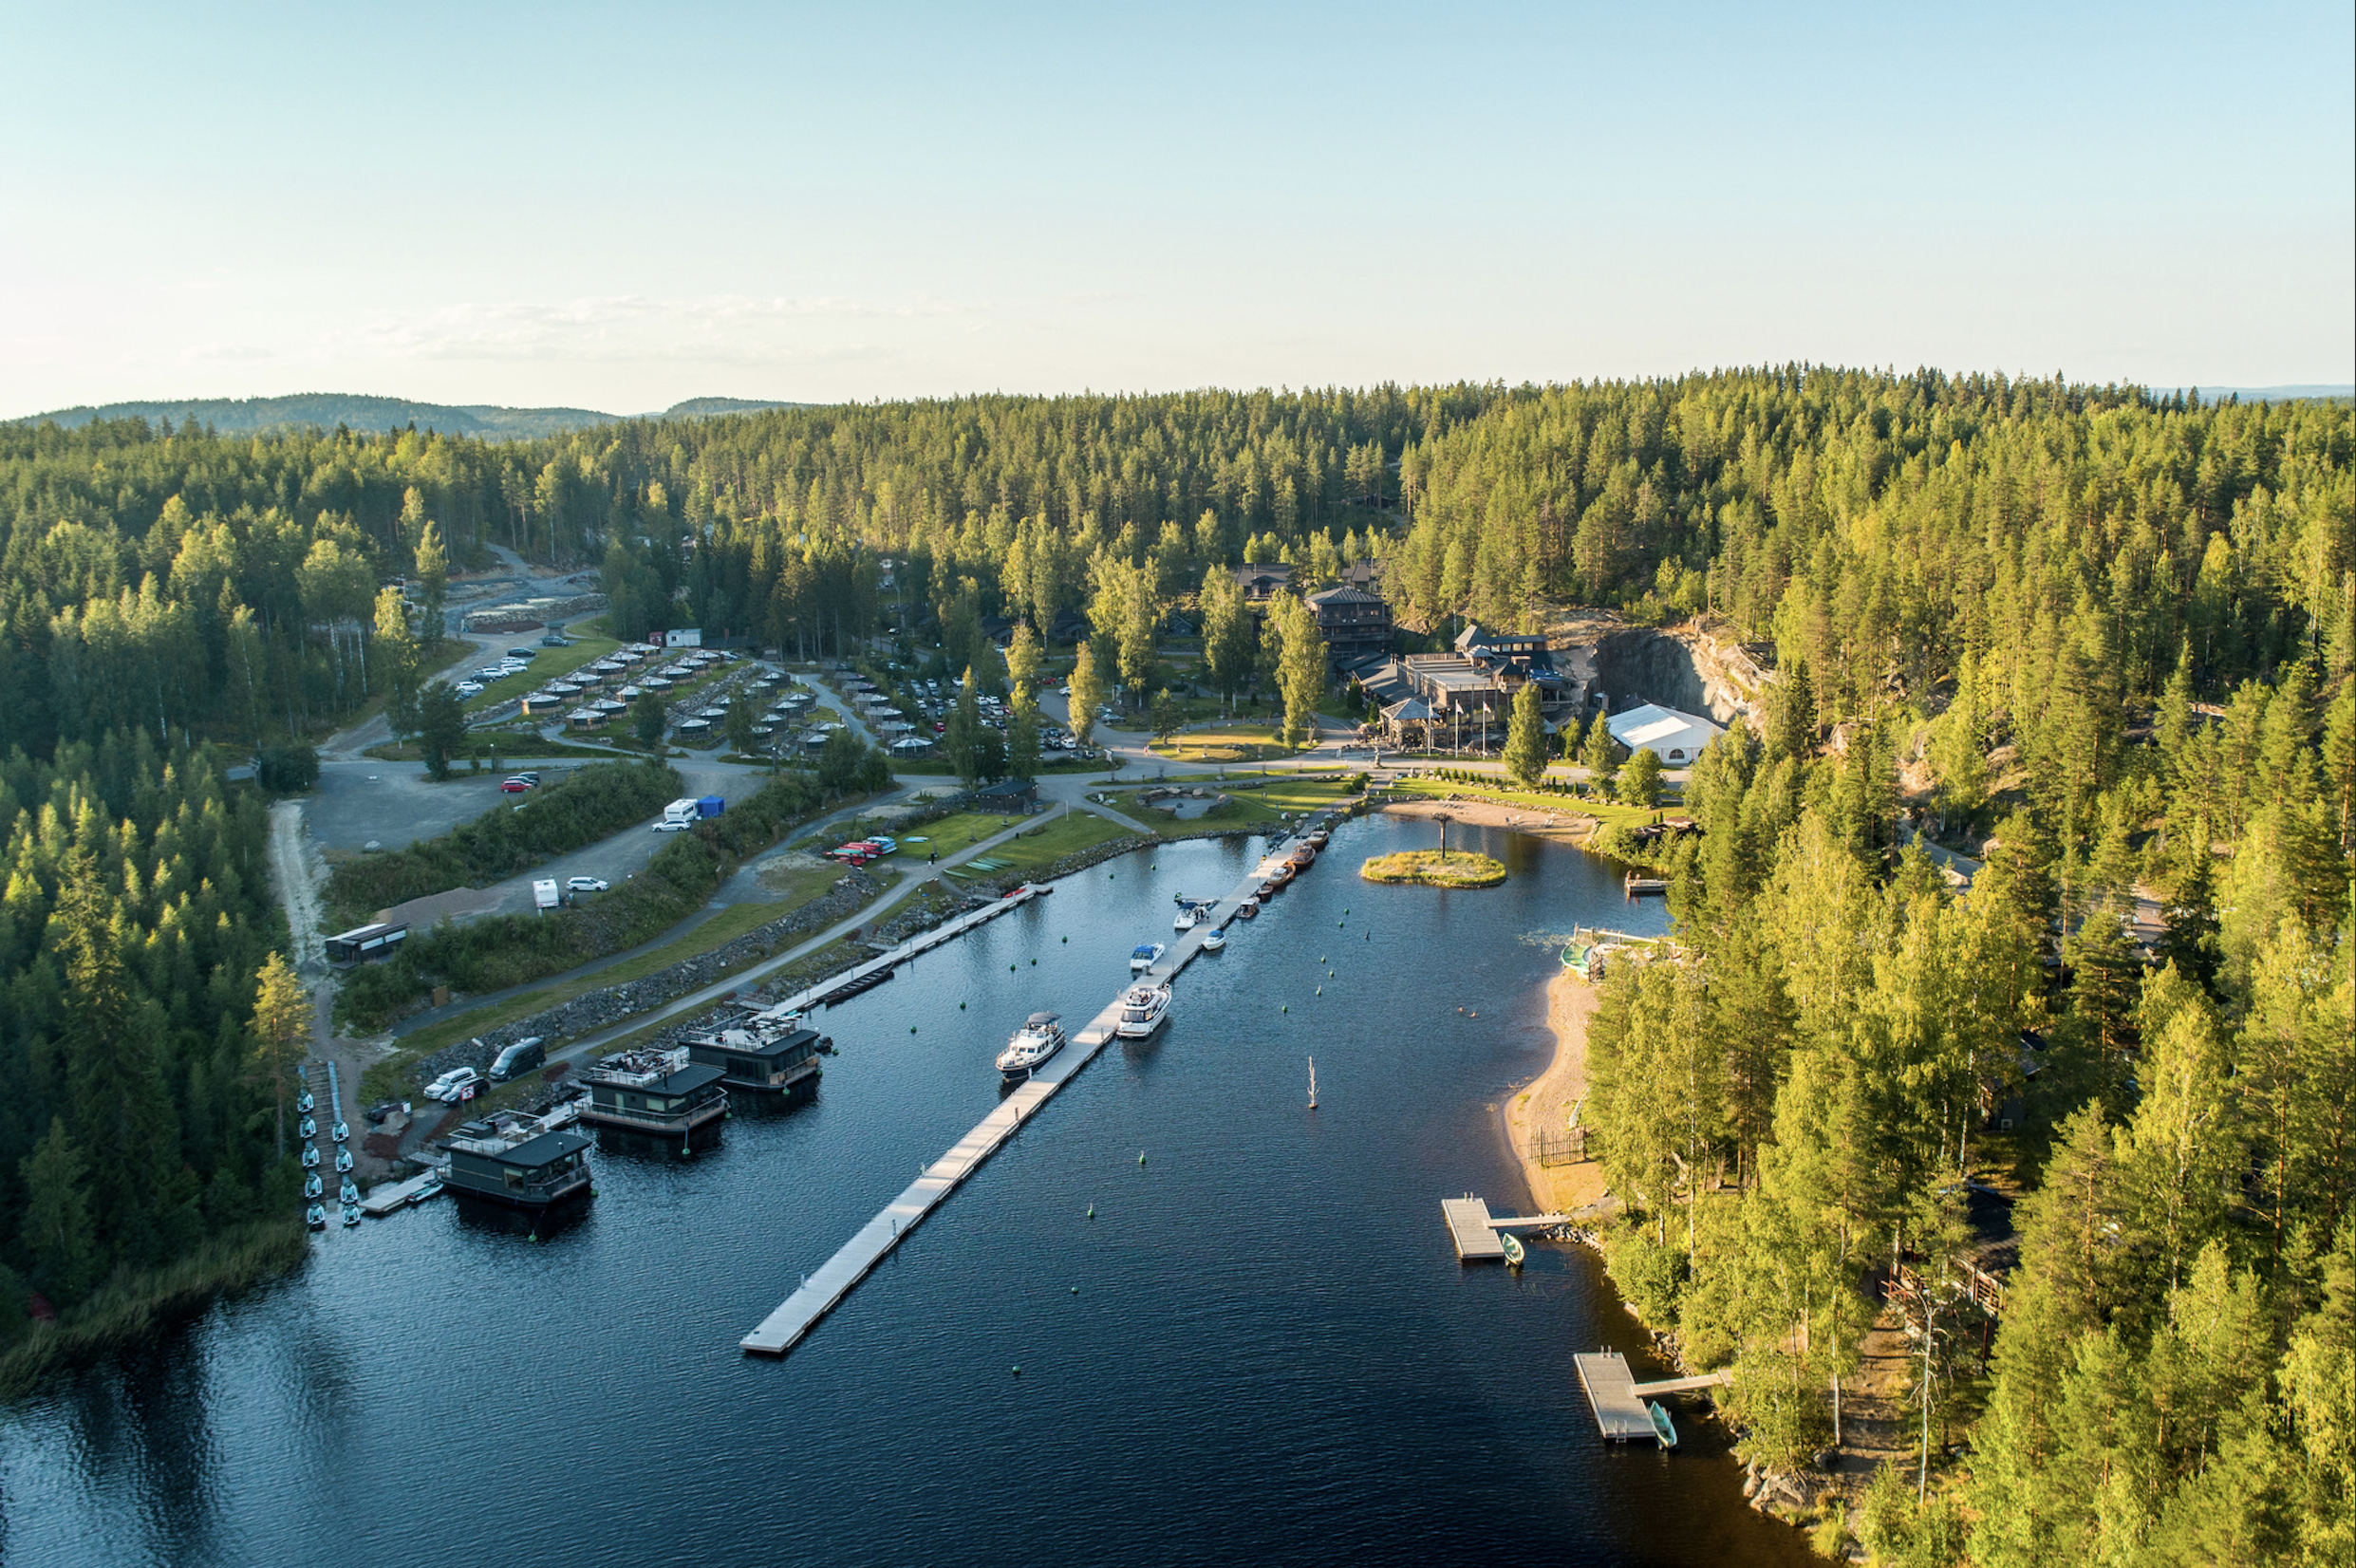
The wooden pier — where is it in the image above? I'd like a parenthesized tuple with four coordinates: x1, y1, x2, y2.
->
(749, 883, 1046, 1027)
(740, 823, 1334, 1355)
(1440, 1194, 1575, 1260)
(358, 1167, 444, 1216)
(1573, 1350, 1662, 1443)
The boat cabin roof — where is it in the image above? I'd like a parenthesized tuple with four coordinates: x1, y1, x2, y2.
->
(1025, 1011, 1060, 1026)
(480, 1129, 591, 1168)
(691, 1026, 818, 1060)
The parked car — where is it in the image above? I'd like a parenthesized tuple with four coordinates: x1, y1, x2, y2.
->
(500, 778, 531, 793)
(364, 1101, 399, 1125)
(489, 1037, 546, 1084)
(652, 818, 692, 832)
(455, 681, 485, 697)
(567, 876, 609, 892)
(424, 1067, 481, 1102)
(516, 771, 541, 784)
(506, 647, 538, 661)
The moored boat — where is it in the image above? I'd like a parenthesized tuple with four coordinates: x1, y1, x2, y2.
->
(1129, 942, 1166, 972)
(303, 1145, 321, 1169)
(1234, 897, 1260, 919)
(1173, 906, 1198, 932)
(996, 1012, 1066, 1082)
(304, 1172, 323, 1200)
(341, 1204, 362, 1227)
(409, 1178, 443, 1204)
(306, 1203, 327, 1229)
(1201, 927, 1226, 951)
(1649, 1402, 1678, 1449)
(300, 1115, 317, 1140)
(298, 1091, 314, 1114)
(1113, 982, 1172, 1038)
(1501, 1231, 1525, 1267)
(1287, 844, 1317, 868)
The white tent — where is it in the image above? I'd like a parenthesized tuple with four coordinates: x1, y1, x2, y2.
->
(1605, 703, 1723, 765)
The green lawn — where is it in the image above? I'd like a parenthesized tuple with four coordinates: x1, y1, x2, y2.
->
(940, 808, 1134, 876)
(461, 635, 624, 714)
(1149, 723, 1309, 763)
(1382, 774, 1674, 830)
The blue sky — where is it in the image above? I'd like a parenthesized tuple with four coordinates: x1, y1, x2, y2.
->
(3, 1, 2348, 413)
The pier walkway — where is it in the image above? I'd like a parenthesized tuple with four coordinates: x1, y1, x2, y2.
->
(1573, 1351, 1661, 1443)
(1441, 1195, 1576, 1260)
(741, 829, 1330, 1354)
(749, 883, 1047, 1025)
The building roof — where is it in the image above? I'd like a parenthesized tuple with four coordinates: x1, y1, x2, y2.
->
(976, 777, 1037, 798)
(1605, 703, 1725, 760)
(1381, 697, 1435, 722)
(1305, 585, 1384, 607)
(692, 1026, 819, 1060)
(483, 1129, 591, 1168)
(645, 1063, 726, 1096)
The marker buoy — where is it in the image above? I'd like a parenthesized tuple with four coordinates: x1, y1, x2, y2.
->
(960, 1001, 966, 1009)
(1062, 935, 1068, 943)
(1011, 963, 1017, 971)
(1011, 1365, 1021, 1375)
(1087, 1204, 1095, 1219)
(1138, 1151, 1147, 1166)
(1281, 1003, 1289, 1012)
(910, 1025, 918, 1033)
(1071, 1286, 1079, 1295)
(1031, 958, 1038, 965)
(1316, 987, 1322, 996)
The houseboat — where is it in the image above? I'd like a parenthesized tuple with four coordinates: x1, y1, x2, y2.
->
(684, 1023, 826, 1095)
(442, 1122, 593, 1212)
(582, 1048, 730, 1135)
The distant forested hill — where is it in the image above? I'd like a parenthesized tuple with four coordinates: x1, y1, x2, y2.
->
(10, 394, 621, 439)
(10, 392, 811, 438)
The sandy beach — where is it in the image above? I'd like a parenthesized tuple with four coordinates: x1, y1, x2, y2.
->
(1504, 965, 1610, 1214)
(1382, 794, 1599, 845)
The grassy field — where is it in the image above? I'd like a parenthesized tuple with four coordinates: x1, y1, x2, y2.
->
(359, 859, 859, 1102)
(1148, 723, 1306, 763)
(1380, 774, 1673, 830)
(461, 634, 624, 714)
(1100, 773, 1361, 831)
(937, 808, 1134, 877)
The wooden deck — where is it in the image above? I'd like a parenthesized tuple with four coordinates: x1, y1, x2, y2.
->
(1442, 1194, 1576, 1260)
(1574, 1350, 1661, 1443)
(357, 1168, 444, 1216)
(741, 820, 1337, 1355)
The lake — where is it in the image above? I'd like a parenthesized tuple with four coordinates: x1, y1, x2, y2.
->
(0, 814, 1814, 1568)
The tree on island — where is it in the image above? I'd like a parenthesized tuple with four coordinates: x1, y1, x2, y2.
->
(1504, 681, 1549, 787)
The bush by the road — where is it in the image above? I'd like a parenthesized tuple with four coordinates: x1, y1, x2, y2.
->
(337, 770, 832, 1030)
(325, 760, 681, 925)
(255, 744, 319, 793)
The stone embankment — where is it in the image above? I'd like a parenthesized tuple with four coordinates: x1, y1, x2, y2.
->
(410, 868, 885, 1081)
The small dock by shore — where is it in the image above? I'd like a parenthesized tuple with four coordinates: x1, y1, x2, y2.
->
(1440, 1194, 1574, 1260)
(1574, 1350, 1662, 1443)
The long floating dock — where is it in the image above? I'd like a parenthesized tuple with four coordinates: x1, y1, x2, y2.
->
(750, 883, 1046, 1025)
(740, 825, 1334, 1355)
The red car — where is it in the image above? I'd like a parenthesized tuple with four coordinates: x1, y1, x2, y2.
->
(500, 778, 530, 793)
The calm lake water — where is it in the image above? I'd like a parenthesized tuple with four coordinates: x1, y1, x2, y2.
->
(1, 815, 1815, 1568)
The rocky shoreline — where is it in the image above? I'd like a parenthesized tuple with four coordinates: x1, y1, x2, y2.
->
(410, 868, 887, 1082)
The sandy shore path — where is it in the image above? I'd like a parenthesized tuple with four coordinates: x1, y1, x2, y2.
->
(1504, 966, 1609, 1214)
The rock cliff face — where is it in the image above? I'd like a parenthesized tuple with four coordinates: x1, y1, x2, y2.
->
(1590, 623, 1768, 726)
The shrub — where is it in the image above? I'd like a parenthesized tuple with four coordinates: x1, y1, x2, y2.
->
(255, 744, 319, 793)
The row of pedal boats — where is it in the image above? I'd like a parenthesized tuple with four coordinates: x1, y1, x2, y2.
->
(995, 823, 1331, 1085)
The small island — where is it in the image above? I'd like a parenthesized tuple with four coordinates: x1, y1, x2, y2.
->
(1358, 850, 1507, 888)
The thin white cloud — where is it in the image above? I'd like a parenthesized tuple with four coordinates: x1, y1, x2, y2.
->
(328, 293, 983, 364)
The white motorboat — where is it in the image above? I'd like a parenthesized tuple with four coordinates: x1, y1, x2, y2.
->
(1201, 927, 1226, 951)
(1130, 943, 1166, 973)
(1173, 906, 1198, 932)
(996, 1012, 1066, 1083)
(1114, 982, 1171, 1039)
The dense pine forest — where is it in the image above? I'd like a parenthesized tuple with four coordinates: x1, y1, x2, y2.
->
(2, 371, 2349, 1560)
